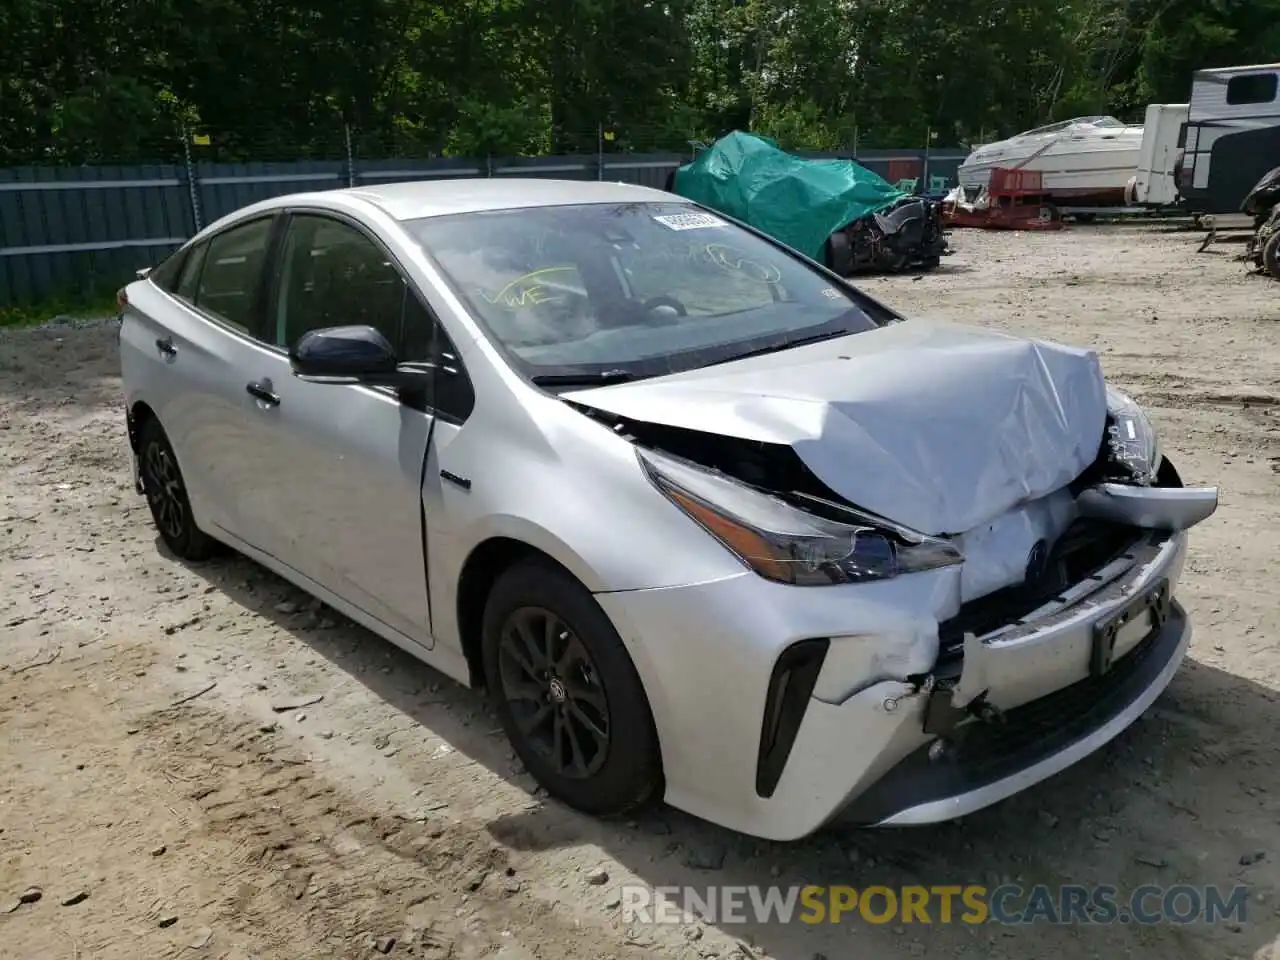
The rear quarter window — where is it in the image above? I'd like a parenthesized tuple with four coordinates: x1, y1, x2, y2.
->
(193, 217, 274, 332)
(148, 247, 188, 292)
(175, 244, 208, 302)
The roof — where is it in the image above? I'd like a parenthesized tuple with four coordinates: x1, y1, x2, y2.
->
(1195, 62, 1280, 78)
(335, 177, 673, 221)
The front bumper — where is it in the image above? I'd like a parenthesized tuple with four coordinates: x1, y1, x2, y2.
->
(845, 599, 1188, 825)
(598, 526, 1191, 841)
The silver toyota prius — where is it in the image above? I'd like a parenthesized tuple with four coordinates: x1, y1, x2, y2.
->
(118, 179, 1218, 841)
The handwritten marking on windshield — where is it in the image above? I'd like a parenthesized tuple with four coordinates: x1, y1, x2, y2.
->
(480, 266, 579, 309)
(704, 244, 782, 283)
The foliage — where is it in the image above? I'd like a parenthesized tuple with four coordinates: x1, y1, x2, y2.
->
(1, 0, 1278, 165)
(0, 293, 118, 328)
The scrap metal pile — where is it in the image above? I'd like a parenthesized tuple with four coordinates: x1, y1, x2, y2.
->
(668, 131, 950, 275)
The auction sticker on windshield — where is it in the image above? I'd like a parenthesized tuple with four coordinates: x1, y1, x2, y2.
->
(653, 212, 727, 231)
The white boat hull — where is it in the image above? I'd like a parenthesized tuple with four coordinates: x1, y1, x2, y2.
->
(958, 120, 1144, 207)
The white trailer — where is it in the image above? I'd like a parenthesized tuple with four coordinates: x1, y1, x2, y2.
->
(1125, 103, 1189, 207)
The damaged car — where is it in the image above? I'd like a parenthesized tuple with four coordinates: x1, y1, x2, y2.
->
(1242, 165, 1280, 278)
(669, 131, 950, 274)
(118, 179, 1217, 841)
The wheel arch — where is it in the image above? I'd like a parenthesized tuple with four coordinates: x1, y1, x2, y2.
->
(127, 399, 158, 453)
(457, 534, 667, 811)
(455, 536, 584, 688)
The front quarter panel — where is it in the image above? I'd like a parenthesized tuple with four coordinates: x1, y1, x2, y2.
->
(435, 388, 753, 597)
(423, 367, 749, 648)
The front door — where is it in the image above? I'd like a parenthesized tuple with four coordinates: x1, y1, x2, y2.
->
(239, 212, 441, 646)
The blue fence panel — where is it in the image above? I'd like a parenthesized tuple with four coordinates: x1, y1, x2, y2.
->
(196, 161, 344, 226)
(0, 147, 973, 307)
(492, 156, 595, 180)
(353, 157, 485, 185)
(603, 153, 684, 189)
(0, 165, 192, 307)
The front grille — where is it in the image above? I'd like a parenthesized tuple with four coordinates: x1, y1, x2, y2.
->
(937, 518, 1146, 660)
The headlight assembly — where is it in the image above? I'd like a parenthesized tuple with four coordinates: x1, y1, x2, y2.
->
(1105, 386, 1162, 485)
(637, 447, 963, 586)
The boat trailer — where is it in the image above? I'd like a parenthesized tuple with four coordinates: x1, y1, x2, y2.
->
(942, 169, 1063, 230)
(1192, 213, 1257, 253)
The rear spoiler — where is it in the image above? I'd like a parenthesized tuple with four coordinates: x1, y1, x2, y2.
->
(135, 267, 152, 281)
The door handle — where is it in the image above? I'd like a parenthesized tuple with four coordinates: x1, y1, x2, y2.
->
(245, 381, 280, 407)
(155, 337, 177, 358)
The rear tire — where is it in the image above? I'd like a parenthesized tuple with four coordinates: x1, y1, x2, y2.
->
(482, 560, 662, 816)
(138, 417, 214, 561)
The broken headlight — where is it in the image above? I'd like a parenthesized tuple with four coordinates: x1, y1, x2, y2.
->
(638, 447, 963, 586)
(1105, 386, 1162, 485)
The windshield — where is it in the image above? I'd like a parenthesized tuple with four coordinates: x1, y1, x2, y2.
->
(1019, 116, 1124, 137)
(405, 202, 886, 383)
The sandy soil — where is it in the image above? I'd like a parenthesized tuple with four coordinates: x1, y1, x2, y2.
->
(2, 224, 1280, 960)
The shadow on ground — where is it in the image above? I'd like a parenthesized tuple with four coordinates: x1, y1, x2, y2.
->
(173, 543, 1280, 960)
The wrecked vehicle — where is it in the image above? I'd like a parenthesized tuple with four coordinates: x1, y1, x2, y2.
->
(670, 131, 949, 274)
(1242, 165, 1280, 278)
(120, 178, 1217, 841)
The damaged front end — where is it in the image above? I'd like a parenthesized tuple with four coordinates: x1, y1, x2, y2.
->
(826, 195, 951, 275)
(574, 377, 1216, 827)
(850, 400, 1213, 824)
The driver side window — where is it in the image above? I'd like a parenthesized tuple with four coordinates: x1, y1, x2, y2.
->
(272, 214, 407, 351)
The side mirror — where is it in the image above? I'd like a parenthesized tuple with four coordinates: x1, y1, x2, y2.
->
(291, 325, 397, 378)
(290, 325, 430, 391)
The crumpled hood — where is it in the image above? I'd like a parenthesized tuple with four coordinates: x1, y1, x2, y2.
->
(563, 319, 1108, 535)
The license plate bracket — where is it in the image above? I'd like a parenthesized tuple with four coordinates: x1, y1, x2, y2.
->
(1091, 578, 1170, 676)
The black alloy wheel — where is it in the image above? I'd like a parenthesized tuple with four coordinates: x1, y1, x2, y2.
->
(497, 606, 610, 780)
(138, 417, 213, 561)
(482, 560, 662, 816)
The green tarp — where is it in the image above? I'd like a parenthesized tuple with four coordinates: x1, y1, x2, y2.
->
(671, 131, 905, 262)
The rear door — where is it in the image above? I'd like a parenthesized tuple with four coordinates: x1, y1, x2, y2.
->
(232, 211, 458, 646)
(123, 214, 281, 544)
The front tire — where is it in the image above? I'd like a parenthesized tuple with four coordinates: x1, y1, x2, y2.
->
(138, 417, 214, 561)
(482, 560, 662, 816)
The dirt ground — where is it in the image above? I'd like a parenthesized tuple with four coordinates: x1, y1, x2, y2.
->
(2, 224, 1279, 960)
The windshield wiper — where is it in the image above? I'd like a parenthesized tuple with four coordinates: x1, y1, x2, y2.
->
(709, 329, 850, 366)
(530, 369, 639, 387)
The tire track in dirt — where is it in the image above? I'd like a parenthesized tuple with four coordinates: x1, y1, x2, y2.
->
(1, 642, 657, 960)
